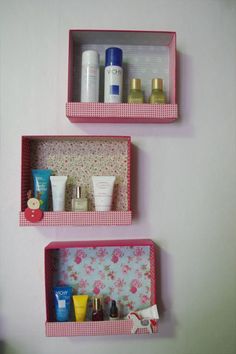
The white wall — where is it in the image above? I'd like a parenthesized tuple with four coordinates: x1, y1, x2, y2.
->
(0, 0, 236, 353)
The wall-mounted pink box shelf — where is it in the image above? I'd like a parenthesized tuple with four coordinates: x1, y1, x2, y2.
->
(66, 29, 177, 123)
(19, 135, 131, 226)
(45, 239, 158, 337)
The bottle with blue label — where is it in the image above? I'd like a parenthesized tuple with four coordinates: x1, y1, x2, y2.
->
(104, 47, 123, 103)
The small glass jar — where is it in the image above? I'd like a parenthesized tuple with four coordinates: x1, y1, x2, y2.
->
(71, 186, 88, 211)
(128, 78, 144, 103)
(149, 78, 166, 104)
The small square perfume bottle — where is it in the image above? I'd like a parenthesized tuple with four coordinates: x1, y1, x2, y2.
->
(71, 186, 88, 211)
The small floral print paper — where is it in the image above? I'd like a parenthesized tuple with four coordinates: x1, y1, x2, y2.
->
(52, 246, 152, 319)
(30, 137, 129, 211)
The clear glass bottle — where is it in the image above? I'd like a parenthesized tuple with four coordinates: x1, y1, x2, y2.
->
(128, 78, 144, 103)
(149, 78, 166, 104)
(71, 186, 88, 211)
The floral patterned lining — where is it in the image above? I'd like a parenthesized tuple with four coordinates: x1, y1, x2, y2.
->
(30, 137, 129, 211)
(52, 246, 152, 319)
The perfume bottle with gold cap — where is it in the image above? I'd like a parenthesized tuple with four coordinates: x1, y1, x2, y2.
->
(128, 78, 144, 103)
(149, 78, 166, 104)
(71, 186, 88, 211)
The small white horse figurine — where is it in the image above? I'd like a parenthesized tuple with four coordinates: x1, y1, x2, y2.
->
(127, 312, 155, 334)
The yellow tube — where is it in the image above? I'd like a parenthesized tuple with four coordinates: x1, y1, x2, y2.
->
(72, 295, 88, 322)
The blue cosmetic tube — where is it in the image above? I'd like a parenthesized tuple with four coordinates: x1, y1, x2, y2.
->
(53, 286, 72, 322)
(32, 169, 52, 211)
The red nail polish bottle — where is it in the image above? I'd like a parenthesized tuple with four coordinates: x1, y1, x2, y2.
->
(92, 297, 104, 321)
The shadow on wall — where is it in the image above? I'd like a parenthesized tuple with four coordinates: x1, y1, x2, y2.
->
(131, 143, 142, 220)
(0, 341, 4, 353)
(131, 143, 150, 224)
(156, 246, 177, 338)
(177, 50, 193, 128)
(0, 341, 19, 354)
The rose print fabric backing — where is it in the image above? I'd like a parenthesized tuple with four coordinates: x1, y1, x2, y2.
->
(52, 246, 152, 319)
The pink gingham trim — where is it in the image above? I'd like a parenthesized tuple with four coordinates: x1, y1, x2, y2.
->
(66, 103, 178, 123)
(19, 211, 132, 226)
(45, 320, 158, 337)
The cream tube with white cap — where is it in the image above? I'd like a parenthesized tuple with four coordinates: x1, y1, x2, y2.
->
(136, 305, 159, 319)
(92, 176, 116, 211)
(50, 176, 68, 211)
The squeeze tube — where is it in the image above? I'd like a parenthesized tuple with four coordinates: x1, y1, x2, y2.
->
(53, 286, 72, 322)
(72, 295, 88, 322)
(32, 169, 52, 211)
(50, 176, 68, 211)
(92, 176, 116, 211)
(136, 304, 159, 319)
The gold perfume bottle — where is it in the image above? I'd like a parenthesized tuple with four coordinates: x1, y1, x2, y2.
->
(71, 186, 88, 211)
(149, 78, 166, 104)
(128, 78, 144, 103)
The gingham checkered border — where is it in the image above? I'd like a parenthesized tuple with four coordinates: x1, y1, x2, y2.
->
(19, 211, 132, 226)
(66, 103, 178, 123)
(45, 319, 158, 337)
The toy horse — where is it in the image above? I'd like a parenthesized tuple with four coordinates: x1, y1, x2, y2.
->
(127, 312, 156, 334)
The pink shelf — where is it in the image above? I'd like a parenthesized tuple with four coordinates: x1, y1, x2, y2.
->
(66, 102, 178, 123)
(20, 135, 131, 227)
(45, 239, 158, 337)
(19, 211, 132, 226)
(46, 319, 158, 337)
(67, 29, 178, 124)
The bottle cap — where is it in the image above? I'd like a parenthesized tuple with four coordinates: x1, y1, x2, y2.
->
(76, 186, 82, 199)
(152, 78, 163, 90)
(130, 78, 141, 90)
(105, 47, 123, 67)
(82, 50, 99, 66)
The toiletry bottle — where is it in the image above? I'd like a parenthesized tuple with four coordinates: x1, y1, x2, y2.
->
(71, 186, 88, 211)
(128, 78, 144, 103)
(109, 300, 119, 320)
(104, 47, 123, 103)
(92, 297, 104, 321)
(81, 50, 99, 102)
(149, 78, 166, 104)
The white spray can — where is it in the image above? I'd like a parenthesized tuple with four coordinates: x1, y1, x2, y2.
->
(80, 50, 99, 102)
(104, 47, 123, 103)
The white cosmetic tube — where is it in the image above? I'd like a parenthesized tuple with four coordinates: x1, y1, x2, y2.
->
(92, 176, 116, 211)
(136, 305, 159, 319)
(50, 176, 68, 211)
